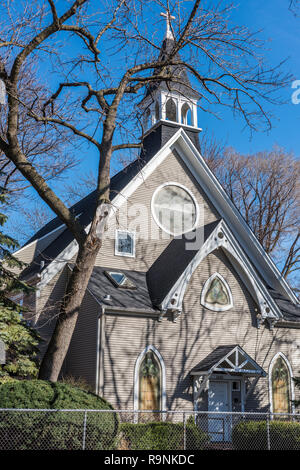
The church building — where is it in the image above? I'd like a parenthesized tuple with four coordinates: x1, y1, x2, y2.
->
(14, 18, 300, 427)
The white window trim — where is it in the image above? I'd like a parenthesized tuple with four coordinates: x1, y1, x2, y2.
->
(161, 90, 198, 128)
(134, 345, 166, 415)
(151, 181, 199, 236)
(268, 352, 295, 414)
(200, 272, 233, 312)
(115, 229, 136, 258)
(181, 103, 193, 126)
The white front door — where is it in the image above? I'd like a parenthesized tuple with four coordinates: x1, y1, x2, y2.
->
(208, 381, 231, 441)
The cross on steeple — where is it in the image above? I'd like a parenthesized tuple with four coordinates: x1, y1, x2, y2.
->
(160, 11, 175, 40)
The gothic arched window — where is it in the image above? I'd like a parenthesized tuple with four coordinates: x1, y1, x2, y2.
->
(139, 350, 161, 410)
(165, 98, 177, 122)
(271, 354, 292, 414)
(181, 103, 192, 126)
(201, 273, 233, 312)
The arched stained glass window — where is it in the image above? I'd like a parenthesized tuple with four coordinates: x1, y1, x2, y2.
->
(201, 273, 233, 311)
(139, 350, 161, 411)
(271, 355, 291, 414)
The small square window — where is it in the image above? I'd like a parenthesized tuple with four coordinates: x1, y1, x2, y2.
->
(115, 230, 135, 257)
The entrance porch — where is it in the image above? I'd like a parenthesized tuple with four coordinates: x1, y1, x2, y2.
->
(191, 345, 266, 441)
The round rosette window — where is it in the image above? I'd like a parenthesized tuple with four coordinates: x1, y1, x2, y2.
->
(152, 183, 198, 236)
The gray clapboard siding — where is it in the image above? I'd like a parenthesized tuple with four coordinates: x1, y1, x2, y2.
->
(34, 266, 68, 359)
(92, 150, 219, 271)
(15, 225, 66, 266)
(62, 290, 100, 390)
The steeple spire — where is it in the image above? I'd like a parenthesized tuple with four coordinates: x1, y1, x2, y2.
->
(138, 11, 201, 137)
(160, 11, 175, 40)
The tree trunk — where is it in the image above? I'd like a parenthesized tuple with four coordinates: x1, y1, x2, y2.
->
(38, 125, 113, 382)
(38, 235, 102, 381)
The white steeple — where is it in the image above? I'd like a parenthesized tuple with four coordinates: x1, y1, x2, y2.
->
(138, 12, 200, 133)
(160, 11, 175, 40)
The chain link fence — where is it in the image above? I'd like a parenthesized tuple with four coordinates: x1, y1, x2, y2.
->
(0, 409, 300, 450)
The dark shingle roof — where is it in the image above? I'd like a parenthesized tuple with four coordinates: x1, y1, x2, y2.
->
(20, 209, 93, 281)
(190, 345, 266, 376)
(268, 287, 300, 323)
(147, 220, 220, 306)
(190, 345, 238, 373)
(24, 157, 148, 248)
(145, 37, 199, 100)
(85, 265, 157, 312)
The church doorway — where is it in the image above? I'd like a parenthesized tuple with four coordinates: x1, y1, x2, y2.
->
(208, 381, 231, 441)
(208, 378, 244, 441)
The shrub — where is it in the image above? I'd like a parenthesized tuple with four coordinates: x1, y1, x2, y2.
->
(232, 420, 300, 450)
(0, 380, 119, 450)
(119, 416, 208, 450)
(59, 375, 94, 393)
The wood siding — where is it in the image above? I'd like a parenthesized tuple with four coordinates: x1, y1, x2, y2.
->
(15, 225, 66, 266)
(62, 290, 99, 390)
(91, 150, 219, 271)
(34, 266, 68, 359)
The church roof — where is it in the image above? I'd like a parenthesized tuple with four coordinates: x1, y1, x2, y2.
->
(23, 157, 149, 248)
(147, 220, 220, 306)
(190, 344, 266, 376)
(77, 265, 157, 313)
(61, 222, 219, 313)
(144, 36, 200, 100)
(191, 345, 238, 373)
(56, 218, 299, 325)
(268, 287, 300, 323)
(20, 158, 151, 281)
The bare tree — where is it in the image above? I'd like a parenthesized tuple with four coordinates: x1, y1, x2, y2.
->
(0, 0, 292, 380)
(211, 147, 300, 284)
(199, 132, 226, 173)
(289, 0, 299, 13)
(0, 63, 78, 200)
(10, 201, 54, 241)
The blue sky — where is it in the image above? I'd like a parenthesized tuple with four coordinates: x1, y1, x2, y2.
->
(70, 0, 300, 177)
(5, 0, 300, 243)
(200, 0, 300, 154)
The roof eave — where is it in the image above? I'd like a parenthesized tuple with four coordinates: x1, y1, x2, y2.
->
(275, 320, 300, 329)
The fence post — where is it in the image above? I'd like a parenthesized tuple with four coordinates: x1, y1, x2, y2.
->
(183, 412, 187, 451)
(266, 413, 271, 451)
(82, 411, 87, 450)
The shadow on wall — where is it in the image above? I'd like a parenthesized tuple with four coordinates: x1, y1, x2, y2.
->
(244, 379, 270, 413)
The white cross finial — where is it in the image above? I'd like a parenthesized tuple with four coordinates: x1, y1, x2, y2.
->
(160, 11, 175, 40)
